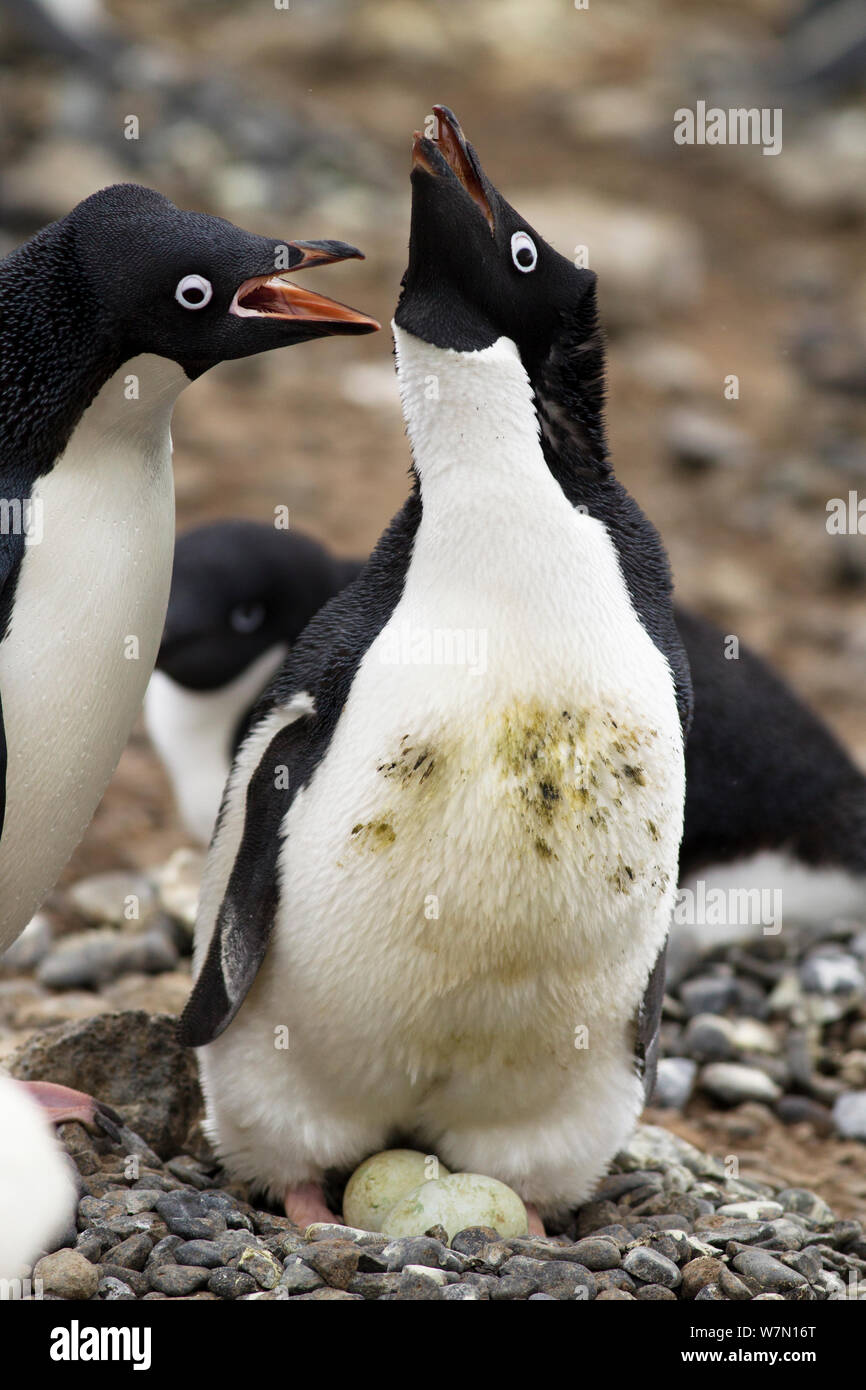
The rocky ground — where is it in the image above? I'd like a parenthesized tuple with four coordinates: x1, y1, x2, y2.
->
(1, 0, 865, 1295)
(9, 1016, 866, 1301)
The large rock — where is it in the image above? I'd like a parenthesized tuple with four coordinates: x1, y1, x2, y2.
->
(7, 1011, 201, 1157)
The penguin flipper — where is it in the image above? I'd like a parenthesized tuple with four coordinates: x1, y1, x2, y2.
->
(634, 940, 666, 1102)
(177, 711, 314, 1048)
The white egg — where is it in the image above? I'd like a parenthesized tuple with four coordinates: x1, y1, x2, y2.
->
(379, 1171, 528, 1241)
(342, 1148, 450, 1232)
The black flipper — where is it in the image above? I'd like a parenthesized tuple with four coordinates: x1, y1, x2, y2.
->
(0, 541, 27, 844)
(634, 941, 667, 1102)
(0, 686, 6, 841)
(177, 714, 313, 1047)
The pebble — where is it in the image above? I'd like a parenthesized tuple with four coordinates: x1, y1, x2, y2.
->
(715, 1200, 784, 1221)
(622, 1247, 681, 1288)
(99, 1275, 137, 1300)
(680, 1256, 724, 1298)
(678, 975, 738, 1017)
(102, 1233, 153, 1270)
(700, 1062, 782, 1105)
(66, 871, 157, 927)
(34, 1249, 100, 1300)
(569, 1237, 621, 1271)
(731, 1250, 808, 1293)
(301, 1239, 360, 1289)
(236, 1247, 281, 1289)
(148, 1265, 212, 1296)
(37, 926, 177, 990)
(279, 1257, 325, 1294)
(832, 1090, 866, 1140)
(776, 1188, 835, 1224)
(208, 1268, 258, 1299)
(800, 951, 864, 996)
(652, 1056, 697, 1108)
(172, 1240, 224, 1269)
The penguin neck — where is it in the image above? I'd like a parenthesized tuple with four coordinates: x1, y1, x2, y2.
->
(393, 324, 552, 516)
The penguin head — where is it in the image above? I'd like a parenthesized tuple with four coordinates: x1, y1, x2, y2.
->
(67, 185, 379, 378)
(157, 520, 360, 690)
(395, 106, 597, 381)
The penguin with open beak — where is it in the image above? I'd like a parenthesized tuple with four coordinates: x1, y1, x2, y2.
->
(179, 108, 690, 1234)
(0, 183, 379, 956)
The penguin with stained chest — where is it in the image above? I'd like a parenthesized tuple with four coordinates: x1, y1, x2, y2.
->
(0, 184, 378, 954)
(145, 521, 362, 844)
(179, 107, 691, 1233)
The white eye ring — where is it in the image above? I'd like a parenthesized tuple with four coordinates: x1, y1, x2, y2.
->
(175, 274, 213, 310)
(511, 231, 538, 273)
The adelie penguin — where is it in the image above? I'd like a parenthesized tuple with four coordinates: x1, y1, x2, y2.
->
(146, 521, 362, 843)
(0, 183, 378, 955)
(179, 107, 692, 1233)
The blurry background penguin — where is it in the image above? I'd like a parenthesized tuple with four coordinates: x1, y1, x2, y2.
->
(1, 0, 866, 1225)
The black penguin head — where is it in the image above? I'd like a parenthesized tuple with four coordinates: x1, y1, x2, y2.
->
(395, 106, 596, 379)
(157, 520, 361, 690)
(67, 185, 379, 378)
(395, 106, 608, 471)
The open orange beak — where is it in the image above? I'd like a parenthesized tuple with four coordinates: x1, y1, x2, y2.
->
(230, 241, 380, 332)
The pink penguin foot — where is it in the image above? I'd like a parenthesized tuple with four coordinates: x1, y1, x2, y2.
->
(21, 1081, 103, 1129)
(19, 1080, 126, 1143)
(525, 1203, 547, 1237)
(284, 1182, 340, 1231)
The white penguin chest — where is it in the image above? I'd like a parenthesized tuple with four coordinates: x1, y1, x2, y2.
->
(262, 334, 686, 1081)
(276, 508, 684, 1058)
(0, 355, 184, 946)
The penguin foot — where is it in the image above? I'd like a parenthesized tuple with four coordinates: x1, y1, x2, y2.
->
(284, 1181, 340, 1230)
(525, 1203, 547, 1237)
(19, 1081, 125, 1141)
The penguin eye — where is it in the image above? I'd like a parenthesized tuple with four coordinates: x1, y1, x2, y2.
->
(510, 231, 538, 273)
(229, 602, 266, 634)
(175, 274, 214, 310)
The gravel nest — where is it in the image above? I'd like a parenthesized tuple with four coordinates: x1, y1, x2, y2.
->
(14, 1122, 864, 1302)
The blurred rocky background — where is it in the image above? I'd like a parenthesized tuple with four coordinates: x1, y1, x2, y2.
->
(1, 0, 865, 1225)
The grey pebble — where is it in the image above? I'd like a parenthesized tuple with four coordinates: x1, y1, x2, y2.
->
(98, 1276, 137, 1301)
(172, 1240, 224, 1269)
(148, 1264, 212, 1296)
(208, 1268, 258, 1299)
(569, 1237, 621, 1271)
(833, 1090, 866, 1140)
(732, 1250, 808, 1292)
(700, 1062, 781, 1105)
(623, 1247, 681, 1288)
(102, 1233, 153, 1271)
(679, 975, 737, 1017)
(653, 1056, 698, 1108)
(278, 1256, 325, 1294)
